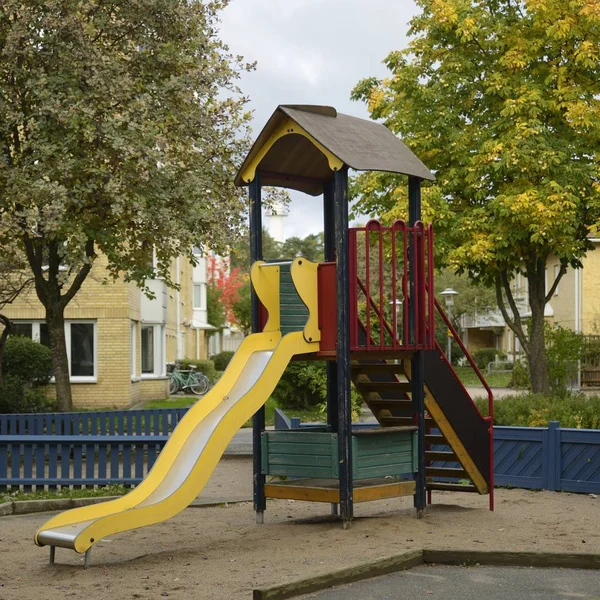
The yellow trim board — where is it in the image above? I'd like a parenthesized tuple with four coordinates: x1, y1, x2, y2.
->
(404, 360, 489, 495)
(240, 117, 344, 183)
(290, 257, 321, 343)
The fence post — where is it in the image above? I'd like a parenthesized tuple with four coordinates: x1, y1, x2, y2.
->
(545, 421, 560, 491)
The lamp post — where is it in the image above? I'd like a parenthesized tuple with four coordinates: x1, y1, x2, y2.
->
(389, 298, 403, 342)
(440, 288, 459, 363)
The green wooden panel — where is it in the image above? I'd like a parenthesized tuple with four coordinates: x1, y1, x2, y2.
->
(265, 431, 334, 444)
(278, 263, 308, 333)
(264, 465, 337, 478)
(354, 430, 417, 480)
(261, 432, 269, 474)
(268, 442, 332, 456)
(268, 454, 333, 468)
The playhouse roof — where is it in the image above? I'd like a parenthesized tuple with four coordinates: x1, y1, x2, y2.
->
(235, 105, 435, 196)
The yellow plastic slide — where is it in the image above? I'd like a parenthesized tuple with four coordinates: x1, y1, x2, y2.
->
(35, 258, 320, 560)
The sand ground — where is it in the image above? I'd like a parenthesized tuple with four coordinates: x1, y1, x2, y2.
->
(0, 456, 598, 600)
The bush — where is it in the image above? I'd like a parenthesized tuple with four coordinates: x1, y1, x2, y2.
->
(0, 375, 57, 413)
(0, 336, 54, 413)
(210, 351, 234, 371)
(2, 336, 53, 383)
(472, 348, 502, 371)
(475, 393, 600, 429)
(272, 361, 363, 420)
(545, 324, 583, 395)
(177, 359, 218, 382)
(509, 359, 530, 389)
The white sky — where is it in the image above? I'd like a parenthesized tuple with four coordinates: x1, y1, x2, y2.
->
(218, 0, 419, 239)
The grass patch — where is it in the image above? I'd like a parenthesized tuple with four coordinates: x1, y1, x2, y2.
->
(143, 397, 198, 409)
(454, 366, 512, 388)
(0, 484, 129, 504)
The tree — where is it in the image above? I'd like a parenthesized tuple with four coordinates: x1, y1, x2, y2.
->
(0, 0, 252, 410)
(232, 277, 252, 335)
(280, 233, 324, 263)
(351, 0, 600, 393)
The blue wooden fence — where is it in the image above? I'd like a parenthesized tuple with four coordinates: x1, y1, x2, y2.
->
(0, 408, 189, 436)
(282, 413, 600, 494)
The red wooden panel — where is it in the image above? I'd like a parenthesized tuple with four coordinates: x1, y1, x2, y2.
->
(317, 262, 337, 352)
(258, 300, 268, 332)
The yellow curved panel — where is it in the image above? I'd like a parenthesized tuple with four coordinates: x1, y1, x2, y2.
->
(290, 257, 321, 344)
(240, 117, 344, 183)
(251, 261, 280, 333)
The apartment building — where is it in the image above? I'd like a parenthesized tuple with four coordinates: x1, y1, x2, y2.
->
(2, 250, 213, 408)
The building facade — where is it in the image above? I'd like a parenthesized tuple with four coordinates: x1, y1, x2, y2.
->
(2, 251, 213, 408)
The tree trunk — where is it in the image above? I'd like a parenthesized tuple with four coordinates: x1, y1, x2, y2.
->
(527, 260, 550, 395)
(46, 306, 73, 412)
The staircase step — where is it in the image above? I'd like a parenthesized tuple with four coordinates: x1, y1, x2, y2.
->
(367, 399, 413, 410)
(426, 467, 469, 478)
(425, 434, 447, 444)
(379, 416, 415, 427)
(425, 451, 457, 462)
(427, 482, 478, 493)
(351, 362, 405, 375)
(356, 382, 412, 393)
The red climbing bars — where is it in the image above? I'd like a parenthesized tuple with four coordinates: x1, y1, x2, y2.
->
(348, 220, 435, 352)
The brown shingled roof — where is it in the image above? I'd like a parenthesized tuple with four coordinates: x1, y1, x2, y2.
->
(235, 105, 435, 196)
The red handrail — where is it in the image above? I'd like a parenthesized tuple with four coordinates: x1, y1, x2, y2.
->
(433, 297, 494, 421)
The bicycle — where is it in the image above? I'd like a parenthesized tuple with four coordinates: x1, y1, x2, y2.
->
(168, 364, 210, 396)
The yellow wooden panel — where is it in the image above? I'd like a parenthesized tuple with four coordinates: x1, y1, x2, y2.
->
(290, 257, 321, 343)
(354, 481, 416, 503)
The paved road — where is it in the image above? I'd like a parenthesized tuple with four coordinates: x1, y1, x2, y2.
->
(301, 565, 600, 599)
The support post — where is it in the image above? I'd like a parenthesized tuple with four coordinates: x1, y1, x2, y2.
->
(49, 546, 55, 565)
(323, 180, 338, 433)
(409, 175, 426, 517)
(84, 548, 92, 569)
(250, 175, 265, 523)
(334, 168, 353, 528)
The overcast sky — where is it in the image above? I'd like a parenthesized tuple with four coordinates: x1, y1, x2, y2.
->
(218, 0, 419, 240)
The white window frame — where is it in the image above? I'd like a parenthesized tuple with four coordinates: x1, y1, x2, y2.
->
(131, 321, 138, 381)
(553, 264, 560, 296)
(193, 283, 205, 310)
(10, 320, 97, 383)
(140, 323, 166, 378)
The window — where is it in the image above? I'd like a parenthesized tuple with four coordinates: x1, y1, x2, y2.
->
(70, 323, 94, 377)
(141, 324, 165, 376)
(193, 284, 204, 309)
(553, 265, 560, 296)
(131, 322, 137, 379)
(9, 320, 95, 381)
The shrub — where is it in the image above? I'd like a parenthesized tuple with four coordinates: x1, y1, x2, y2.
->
(272, 361, 363, 420)
(0, 375, 57, 413)
(545, 324, 583, 395)
(2, 336, 53, 383)
(210, 351, 234, 371)
(178, 359, 218, 382)
(472, 348, 502, 371)
(475, 392, 600, 429)
(509, 359, 531, 389)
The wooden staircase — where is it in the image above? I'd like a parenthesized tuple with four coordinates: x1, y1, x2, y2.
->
(351, 355, 490, 496)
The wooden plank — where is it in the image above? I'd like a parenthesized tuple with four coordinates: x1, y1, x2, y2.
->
(379, 417, 415, 426)
(426, 466, 468, 478)
(264, 465, 337, 479)
(366, 399, 412, 410)
(351, 362, 406, 374)
(354, 480, 415, 502)
(264, 432, 334, 444)
(426, 451, 457, 462)
(253, 549, 423, 600)
(423, 549, 600, 570)
(264, 483, 339, 503)
(358, 382, 412, 393)
(426, 482, 477, 492)
(266, 442, 333, 456)
(267, 455, 334, 468)
(353, 426, 417, 436)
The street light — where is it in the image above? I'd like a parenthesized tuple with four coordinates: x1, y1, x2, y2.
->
(440, 288, 459, 363)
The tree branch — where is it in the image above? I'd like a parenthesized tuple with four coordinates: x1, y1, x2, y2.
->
(495, 273, 530, 356)
(545, 263, 566, 304)
(60, 239, 96, 307)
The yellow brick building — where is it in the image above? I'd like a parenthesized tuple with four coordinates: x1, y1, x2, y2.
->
(2, 250, 213, 408)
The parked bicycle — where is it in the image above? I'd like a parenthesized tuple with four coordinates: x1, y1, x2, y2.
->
(168, 364, 210, 396)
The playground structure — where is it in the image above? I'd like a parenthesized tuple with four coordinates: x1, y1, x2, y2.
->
(34, 104, 493, 565)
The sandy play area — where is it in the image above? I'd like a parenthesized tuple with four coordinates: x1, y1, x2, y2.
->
(0, 456, 598, 600)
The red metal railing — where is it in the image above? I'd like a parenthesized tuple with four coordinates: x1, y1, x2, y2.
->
(349, 220, 435, 352)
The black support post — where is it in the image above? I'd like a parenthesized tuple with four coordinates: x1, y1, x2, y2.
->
(323, 180, 338, 434)
(408, 175, 426, 518)
(249, 174, 265, 524)
(333, 168, 353, 528)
